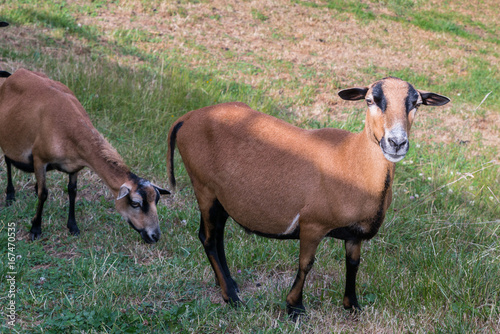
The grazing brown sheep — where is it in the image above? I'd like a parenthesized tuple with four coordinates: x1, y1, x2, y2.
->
(0, 69, 169, 242)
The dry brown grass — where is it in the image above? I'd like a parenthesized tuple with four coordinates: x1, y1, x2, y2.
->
(64, 0, 500, 149)
(2, 0, 499, 148)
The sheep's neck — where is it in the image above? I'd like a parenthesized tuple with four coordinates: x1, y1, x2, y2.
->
(79, 131, 131, 197)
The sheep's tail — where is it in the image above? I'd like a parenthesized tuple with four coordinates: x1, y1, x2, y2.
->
(167, 120, 184, 192)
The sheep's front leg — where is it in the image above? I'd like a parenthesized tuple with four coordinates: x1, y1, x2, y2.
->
(286, 231, 323, 321)
(30, 163, 48, 241)
(343, 239, 362, 311)
(67, 172, 80, 236)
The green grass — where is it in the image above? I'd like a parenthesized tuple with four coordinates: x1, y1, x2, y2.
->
(251, 9, 269, 22)
(1, 0, 499, 333)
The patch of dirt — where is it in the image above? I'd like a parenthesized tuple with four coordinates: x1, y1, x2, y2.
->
(414, 106, 500, 149)
(43, 243, 79, 259)
(67, 0, 500, 148)
(2, 0, 499, 150)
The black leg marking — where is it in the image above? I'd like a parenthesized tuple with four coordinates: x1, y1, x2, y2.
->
(30, 186, 48, 241)
(372, 81, 387, 112)
(343, 239, 362, 311)
(199, 199, 240, 306)
(67, 172, 80, 236)
(30, 163, 49, 241)
(5, 156, 15, 205)
(213, 202, 239, 293)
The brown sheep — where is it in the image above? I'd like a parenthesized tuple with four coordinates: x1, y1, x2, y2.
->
(0, 69, 169, 242)
(167, 77, 450, 319)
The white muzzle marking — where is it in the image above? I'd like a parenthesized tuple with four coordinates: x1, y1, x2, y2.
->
(381, 125, 409, 163)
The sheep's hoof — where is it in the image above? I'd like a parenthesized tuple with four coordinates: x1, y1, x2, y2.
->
(216, 277, 239, 293)
(231, 278, 240, 293)
(287, 303, 306, 322)
(344, 303, 362, 315)
(343, 295, 362, 312)
(30, 231, 42, 241)
(226, 295, 242, 309)
(5, 194, 15, 206)
(230, 300, 243, 309)
(69, 227, 80, 236)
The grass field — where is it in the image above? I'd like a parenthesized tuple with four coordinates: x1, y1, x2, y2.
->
(0, 0, 499, 333)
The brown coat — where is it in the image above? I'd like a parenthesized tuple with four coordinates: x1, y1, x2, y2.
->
(167, 77, 450, 319)
(0, 69, 168, 242)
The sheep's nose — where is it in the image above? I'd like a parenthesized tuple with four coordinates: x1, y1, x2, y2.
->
(388, 137, 408, 151)
(151, 230, 161, 242)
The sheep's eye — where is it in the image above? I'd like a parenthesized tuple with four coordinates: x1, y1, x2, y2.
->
(410, 102, 421, 112)
(130, 201, 141, 208)
(366, 98, 374, 105)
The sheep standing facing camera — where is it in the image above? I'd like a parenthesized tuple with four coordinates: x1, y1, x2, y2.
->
(167, 77, 450, 320)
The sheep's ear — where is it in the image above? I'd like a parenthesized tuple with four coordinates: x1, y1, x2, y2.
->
(0, 22, 9, 27)
(338, 87, 369, 101)
(152, 183, 170, 195)
(117, 184, 131, 200)
(418, 90, 451, 106)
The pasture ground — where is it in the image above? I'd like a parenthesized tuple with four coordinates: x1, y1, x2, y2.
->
(0, 0, 499, 333)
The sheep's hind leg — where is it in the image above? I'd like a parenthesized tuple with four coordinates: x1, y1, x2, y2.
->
(30, 162, 48, 241)
(199, 198, 240, 306)
(4, 156, 15, 205)
(214, 204, 239, 293)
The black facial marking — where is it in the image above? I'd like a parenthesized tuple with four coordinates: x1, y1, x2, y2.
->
(128, 172, 141, 183)
(128, 172, 151, 214)
(136, 186, 150, 214)
(371, 82, 387, 112)
(405, 85, 420, 114)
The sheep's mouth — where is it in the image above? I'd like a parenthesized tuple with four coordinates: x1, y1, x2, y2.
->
(140, 231, 158, 244)
(127, 220, 159, 244)
(379, 137, 409, 163)
(382, 151, 406, 163)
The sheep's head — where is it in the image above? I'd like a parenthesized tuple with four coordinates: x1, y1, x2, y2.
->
(338, 77, 450, 162)
(115, 173, 170, 243)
